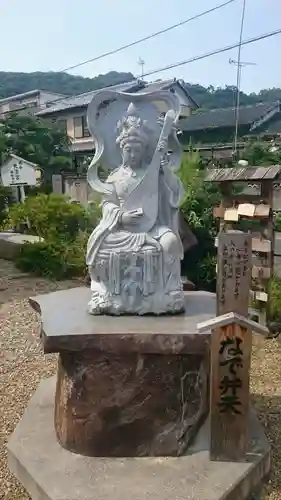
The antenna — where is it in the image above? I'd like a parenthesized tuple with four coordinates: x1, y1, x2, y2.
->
(137, 57, 145, 79)
(232, 0, 247, 157)
(229, 58, 256, 67)
(229, 58, 257, 108)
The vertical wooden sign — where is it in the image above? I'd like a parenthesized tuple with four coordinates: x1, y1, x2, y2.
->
(210, 320, 252, 461)
(217, 231, 252, 317)
(210, 232, 253, 461)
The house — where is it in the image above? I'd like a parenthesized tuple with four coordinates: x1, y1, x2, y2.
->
(0, 89, 67, 118)
(36, 78, 198, 160)
(180, 101, 281, 145)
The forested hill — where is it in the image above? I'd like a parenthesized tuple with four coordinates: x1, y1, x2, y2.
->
(0, 71, 134, 99)
(0, 70, 281, 109)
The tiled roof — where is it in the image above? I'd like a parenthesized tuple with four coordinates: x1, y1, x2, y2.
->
(36, 78, 198, 116)
(0, 89, 65, 104)
(36, 80, 145, 116)
(0, 89, 41, 104)
(137, 78, 198, 109)
(2, 153, 38, 168)
(205, 165, 281, 182)
(263, 118, 281, 134)
(180, 102, 281, 132)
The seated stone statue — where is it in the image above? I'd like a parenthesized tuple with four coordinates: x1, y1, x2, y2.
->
(86, 90, 187, 315)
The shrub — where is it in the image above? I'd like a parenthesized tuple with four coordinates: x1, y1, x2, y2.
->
(7, 193, 101, 280)
(0, 185, 12, 228)
(15, 232, 88, 280)
(177, 150, 219, 291)
(275, 213, 281, 232)
(268, 275, 281, 323)
(6, 193, 89, 241)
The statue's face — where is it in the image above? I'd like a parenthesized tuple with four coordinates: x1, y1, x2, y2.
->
(122, 140, 144, 169)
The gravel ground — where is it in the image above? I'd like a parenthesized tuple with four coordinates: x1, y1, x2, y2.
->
(0, 259, 281, 500)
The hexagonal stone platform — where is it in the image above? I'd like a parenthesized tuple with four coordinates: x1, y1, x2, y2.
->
(7, 377, 270, 500)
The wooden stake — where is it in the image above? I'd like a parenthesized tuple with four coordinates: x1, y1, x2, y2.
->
(210, 322, 251, 461)
(197, 313, 268, 462)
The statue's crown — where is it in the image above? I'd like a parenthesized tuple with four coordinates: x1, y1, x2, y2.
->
(116, 103, 151, 148)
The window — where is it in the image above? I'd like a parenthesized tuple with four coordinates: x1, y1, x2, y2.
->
(73, 116, 83, 138)
(82, 115, 90, 137)
(74, 115, 90, 138)
(57, 119, 67, 133)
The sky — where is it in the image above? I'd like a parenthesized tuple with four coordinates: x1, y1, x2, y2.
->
(0, 0, 281, 94)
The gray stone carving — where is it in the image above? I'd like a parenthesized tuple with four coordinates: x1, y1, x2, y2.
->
(86, 89, 185, 315)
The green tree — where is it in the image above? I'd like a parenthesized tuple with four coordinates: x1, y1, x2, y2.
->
(242, 140, 281, 166)
(0, 71, 134, 99)
(0, 114, 73, 185)
(177, 150, 220, 291)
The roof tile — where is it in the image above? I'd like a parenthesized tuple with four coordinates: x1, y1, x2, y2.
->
(181, 102, 280, 131)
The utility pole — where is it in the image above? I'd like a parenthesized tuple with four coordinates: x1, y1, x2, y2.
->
(229, 57, 256, 156)
(137, 57, 145, 79)
(232, 0, 247, 159)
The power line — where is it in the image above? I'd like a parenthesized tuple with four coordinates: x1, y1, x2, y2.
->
(60, 0, 236, 72)
(136, 27, 281, 80)
(234, 0, 247, 156)
(36, 26, 281, 113)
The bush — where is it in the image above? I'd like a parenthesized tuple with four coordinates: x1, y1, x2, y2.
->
(6, 193, 101, 280)
(178, 150, 219, 291)
(15, 232, 88, 280)
(268, 275, 281, 323)
(0, 185, 12, 228)
(6, 193, 89, 240)
(275, 213, 281, 232)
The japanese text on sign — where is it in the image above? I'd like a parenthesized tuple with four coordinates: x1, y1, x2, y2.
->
(218, 233, 251, 315)
(9, 162, 23, 184)
(218, 336, 243, 415)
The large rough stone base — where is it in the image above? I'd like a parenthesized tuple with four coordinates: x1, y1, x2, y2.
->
(7, 377, 271, 500)
(55, 351, 208, 457)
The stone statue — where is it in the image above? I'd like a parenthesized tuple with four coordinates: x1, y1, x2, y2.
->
(86, 89, 186, 315)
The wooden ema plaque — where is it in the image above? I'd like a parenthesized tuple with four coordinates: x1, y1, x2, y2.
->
(217, 232, 252, 317)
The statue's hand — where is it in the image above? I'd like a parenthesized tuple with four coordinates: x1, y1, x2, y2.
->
(121, 209, 143, 226)
(160, 157, 169, 171)
(157, 139, 168, 153)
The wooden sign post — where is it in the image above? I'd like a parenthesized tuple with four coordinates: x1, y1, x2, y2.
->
(198, 232, 268, 462)
(198, 312, 268, 462)
(217, 231, 252, 317)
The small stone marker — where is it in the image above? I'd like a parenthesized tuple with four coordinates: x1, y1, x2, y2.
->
(217, 231, 252, 316)
(198, 312, 268, 462)
(52, 174, 63, 194)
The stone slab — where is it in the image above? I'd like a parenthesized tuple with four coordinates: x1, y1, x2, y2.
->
(29, 287, 216, 354)
(0, 232, 41, 260)
(8, 377, 270, 500)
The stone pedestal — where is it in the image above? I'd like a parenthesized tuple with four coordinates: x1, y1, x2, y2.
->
(55, 350, 207, 457)
(29, 287, 216, 457)
(7, 376, 270, 500)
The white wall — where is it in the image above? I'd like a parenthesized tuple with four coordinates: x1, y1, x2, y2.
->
(1, 157, 37, 187)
